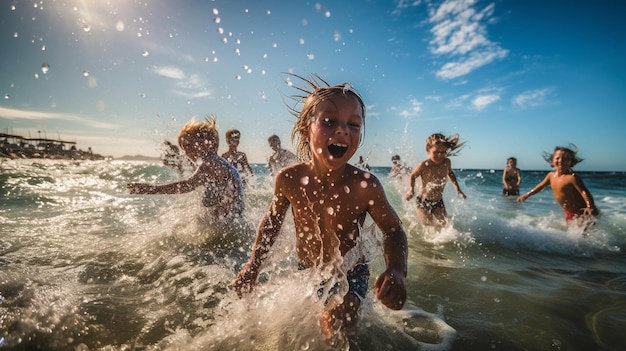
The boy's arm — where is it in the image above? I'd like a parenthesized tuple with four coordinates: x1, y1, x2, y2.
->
(518, 173, 550, 202)
(573, 174, 599, 215)
(404, 163, 421, 200)
(231, 178, 291, 297)
(127, 168, 205, 194)
(368, 178, 408, 310)
(447, 161, 466, 199)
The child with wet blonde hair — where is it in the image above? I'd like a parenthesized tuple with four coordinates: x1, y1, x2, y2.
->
(128, 116, 244, 219)
(518, 145, 599, 227)
(404, 133, 466, 230)
(232, 74, 407, 344)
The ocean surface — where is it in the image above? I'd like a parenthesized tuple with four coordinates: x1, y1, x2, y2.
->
(1, 159, 625, 351)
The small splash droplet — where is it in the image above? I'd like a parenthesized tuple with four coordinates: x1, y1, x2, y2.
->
(307, 53, 315, 60)
(344, 186, 350, 193)
(4, 94, 9, 100)
(236, 75, 242, 80)
(41, 45, 46, 51)
(41, 63, 49, 74)
(83, 70, 89, 77)
(360, 181, 368, 188)
(300, 176, 310, 186)
(141, 50, 149, 57)
(214, 17, 221, 24)
(13, 32, 18, 38)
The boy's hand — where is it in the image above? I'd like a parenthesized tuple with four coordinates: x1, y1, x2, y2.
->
(403, 190, 414, 201)
(373, 268, 406, 310)
(231, 264, 258, 298)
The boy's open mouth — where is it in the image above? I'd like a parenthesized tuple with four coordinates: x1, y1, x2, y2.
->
(328, 144, 348, 158)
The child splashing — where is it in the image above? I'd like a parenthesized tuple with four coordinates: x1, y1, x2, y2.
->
(404, 133, 466, 231)
(518, 144, 599, 230)
(231, 74, 408, 345)
(127, 116, 244, 220)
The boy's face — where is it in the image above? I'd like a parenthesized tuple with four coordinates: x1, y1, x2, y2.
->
(552, 150, 572, 170)
(427, 143, 448, 164)
(309, 94, 363, 170)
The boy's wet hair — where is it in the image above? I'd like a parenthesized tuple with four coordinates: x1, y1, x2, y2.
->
(542, 144, 583, 167)
(284, 73, 366, 161)
(507, 157, 517, 164)
(178, 115, 219, 156)
(225, 129, 240, 141)
(426, 133, 466, 157)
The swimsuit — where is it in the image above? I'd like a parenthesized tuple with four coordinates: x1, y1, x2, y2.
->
(502, 188, 519, 196)
(564, 208, 585, 221)
(299, 261, 370, 303)
(416, 196, 445, 212)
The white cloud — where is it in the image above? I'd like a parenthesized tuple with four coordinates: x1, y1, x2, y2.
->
(472, 94, 500, 110)
(428, 0, 507, 80)
(152, 65, 186, 79)
(399, 98, 423, 117)
(513, 88, 553, 108)
(0, 107, 118, 130)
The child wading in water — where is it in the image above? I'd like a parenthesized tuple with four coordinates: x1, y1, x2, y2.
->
(517, 145, 599, 228)
(502, 157, 522, 196)
(127, 117, 244, 219)
(404, 133, 466, 231)
(231, 75, 408, 344)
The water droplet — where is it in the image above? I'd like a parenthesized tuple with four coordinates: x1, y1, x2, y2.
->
(234, 48, 240, 55)
(139, 92, 146, 98)
(315, 148, 323, 154)
(222, 37, 228, 44)
(481, 276, 487, 282)
(300, 176, 310, 185)
(213, 57, 218, 63)
(214, 17, 221, 24)
(83, 23, 91, 32)
(213, 8, 219, 15)
(142, 50, 149, 57)
(236, 75, 242, 80)
(217, 27, 224, 34)
(324, 11, 331, 18)
(266, 10, 271, 15)
(368, 200, 374, 205)
(41, 63, 49, 74)
(115, 20, 125, 31)
(360, 181, 368, 188)
(34, 73, 39, 79)
(299, 38, 305, 45)
(13, 32, 18, 38)
(41, 45, 46, 51)
(344, 186, 350, 193)
(83, 70, 89, 77)
(11, 5, 16, 10)
(272, 43, 278, 48)
(327, 207, 334, 215)
(4, 94, 9, 100)
(307, 53, 315, 60)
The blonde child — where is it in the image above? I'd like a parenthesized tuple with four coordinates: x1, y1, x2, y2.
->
(517, 145, 599, 226)
(221, 128, 254, 180)
(232, 75, 408, 343)
(404, 133, 466, 230)
(502, 157, 522, 196)
(128, 117, 244, 219)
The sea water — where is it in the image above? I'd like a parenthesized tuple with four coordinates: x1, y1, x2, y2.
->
(1, 159, 625, 351)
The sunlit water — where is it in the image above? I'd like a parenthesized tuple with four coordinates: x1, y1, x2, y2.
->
(1, 159, 625, 350)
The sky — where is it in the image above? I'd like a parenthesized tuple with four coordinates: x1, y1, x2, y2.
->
(1, 0, 625, 171)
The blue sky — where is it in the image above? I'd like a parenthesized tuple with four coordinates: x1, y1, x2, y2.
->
(1, 0, 625, 171)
